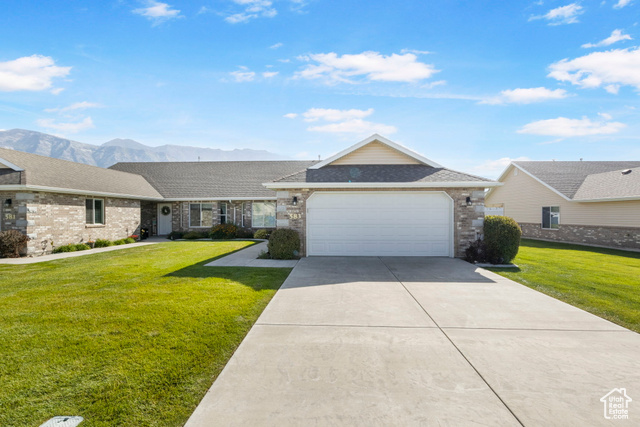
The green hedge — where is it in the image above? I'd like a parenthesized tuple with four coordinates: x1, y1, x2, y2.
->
(53, 243, 91, 254)
(94, 239, 113, 248)
(254, 229, 273, 240)
(267, 229, 300, 260)
(483, 215, 522, 264)
(210, 224, 238, 240)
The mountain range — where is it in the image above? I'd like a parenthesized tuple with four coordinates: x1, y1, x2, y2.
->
(0, 129, 285, 167)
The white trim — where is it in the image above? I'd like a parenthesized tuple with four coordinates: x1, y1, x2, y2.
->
(162, 196, 276, 201)
(573, 196, 640, 202)
(491, 163, 572, 201)
(305, 191, 455, 258)
(264, 181, 500, 189)
(0, 184, 162, 201)
(0, 157, 25, 171)
(309, 134, 443, 169)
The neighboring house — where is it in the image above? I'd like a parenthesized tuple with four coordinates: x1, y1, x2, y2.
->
(0, 147, 163, 255)
(485, 161, 640, 250)
(2, 135, 499, 257)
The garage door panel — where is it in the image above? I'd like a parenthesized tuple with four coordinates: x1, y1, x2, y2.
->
(307, 192, 452, 257)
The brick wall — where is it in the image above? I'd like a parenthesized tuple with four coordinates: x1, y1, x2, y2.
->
(0, 191, 141, 256)
(520, 223, 640, 250)
(168, 200, 266, 233)
(273, 188, 485, 257)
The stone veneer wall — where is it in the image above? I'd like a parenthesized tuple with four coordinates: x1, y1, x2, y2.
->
(520, 223, 640, 250)
(273, 188, 485, 257)
(1, 191, 20, 234)
(1, 191, 141, 256)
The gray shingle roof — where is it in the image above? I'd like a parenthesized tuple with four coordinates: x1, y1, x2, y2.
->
(513, 161, 640, 200)
(110, 160, 318, 199)
(273, 164, 493, 183)
(573, 167, 640, 200)
(0, 148, 163, 199)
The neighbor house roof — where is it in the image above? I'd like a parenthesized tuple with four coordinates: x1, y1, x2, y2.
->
(110, 160, 318, 199)
(0, 148, 163, 200)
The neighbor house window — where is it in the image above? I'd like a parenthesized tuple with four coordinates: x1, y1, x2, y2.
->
(190, 203, 213, 227)
(542, 206, 560, 229)
(86, 198, 104, 225)
(220, 202, 228, 224)
(252, 202, 276, 228)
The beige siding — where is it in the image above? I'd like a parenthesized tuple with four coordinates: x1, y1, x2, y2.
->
(331, 141, 420, 165)
(486, 165, 640, 228)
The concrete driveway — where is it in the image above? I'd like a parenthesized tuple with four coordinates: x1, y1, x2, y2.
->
(186, 257, 640, 426)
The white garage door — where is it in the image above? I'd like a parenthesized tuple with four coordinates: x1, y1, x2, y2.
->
(307, 192, 452, 257)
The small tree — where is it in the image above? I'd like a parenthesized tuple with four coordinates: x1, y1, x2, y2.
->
(483, 215, 522, 264)
(0, 230, 29, 258)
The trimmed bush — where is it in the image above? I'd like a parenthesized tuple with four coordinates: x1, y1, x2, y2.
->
(268, 229, 300, 260)
(75, 243, 91, 251)
(183, 231, 207, 240)
(113, 239, 126, 246)
(254, 229, 273, 240)
(235, 227, 254, 239)
(483, 215, 522, 264)
(53, 244, 77, 254)
(210, 223, 238, 240)
(94, 239, 113, 248)
(124, 237, 136, 244)
(167, 231, 185, 240)
(0, 230, 29, 258)
(464, 239, 487, 263)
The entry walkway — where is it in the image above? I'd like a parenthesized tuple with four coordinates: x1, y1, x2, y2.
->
(186, 257, 640, 426)
(205, 241, 298, 268)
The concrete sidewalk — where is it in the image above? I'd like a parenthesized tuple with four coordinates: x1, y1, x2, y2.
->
(205, 241, 298, 268)
(186, 257, 640, 426)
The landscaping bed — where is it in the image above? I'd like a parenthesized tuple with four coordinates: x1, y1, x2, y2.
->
(488, 239, 640, 333)
(0, 241, 291, 426)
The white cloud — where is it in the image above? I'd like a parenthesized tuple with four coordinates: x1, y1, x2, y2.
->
(548, 47, 640, 91)
(225, 0, 277, 24)
(517, 116, 626, 137)
(50, 87, 65, 95)
(302, 108, 373, 122)
(0, 55, 70, 92)
(530, 3, 583, 25)
(270, 42, 283, 49)
(44, 101, 101, 113)
(295, 51, 438, 84)
(481, 87, 569, 105)
(262, 71, 279, 78)
(287, 107, 396, 136)
(582, 29, 632, 48)
(614, 0, 633, 9)
(36, 117, 95, 134)
(230, 66, 256, 82)
(400, 48, 431, 55)
(133, 1, 181, 25)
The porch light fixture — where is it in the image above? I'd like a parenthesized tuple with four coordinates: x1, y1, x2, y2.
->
(466, 196, 472, 206)
(292, 196, 298, 206)
(3, 198, 11, 207)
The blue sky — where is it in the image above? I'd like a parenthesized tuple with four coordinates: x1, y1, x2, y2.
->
(1, 0, 639, 177)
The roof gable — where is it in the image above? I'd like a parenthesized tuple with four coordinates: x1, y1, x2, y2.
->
(310, 134, 442, 169)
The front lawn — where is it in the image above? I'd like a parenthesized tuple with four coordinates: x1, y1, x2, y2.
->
(0, 241, 291, 426)
(488, 239, 640, 333)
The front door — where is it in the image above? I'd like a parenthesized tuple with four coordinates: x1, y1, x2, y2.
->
(157, 203, 173, 235)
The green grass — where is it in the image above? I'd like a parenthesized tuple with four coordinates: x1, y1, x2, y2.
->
(488, 239, 640, 333)
(0, 241, 291, 426)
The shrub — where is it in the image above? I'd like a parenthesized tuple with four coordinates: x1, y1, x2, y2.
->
(268, 229, 300, 260)
(113, 239, 126, 245)
(167, 231, 185, 240)
(235, 227, 254, 239)
(254, 229, 273, 240)
(0, 230, 29, 258)
(75, 243, 91, 251)
(94, 239, 113, 248)
(183, 231, 206, 240)
(483, 215, 522, 264)
(124, 237, 136, 244)
(53, 244, 77, 254)
(210, 223, 238, 240)
(464, 239, 487, 263)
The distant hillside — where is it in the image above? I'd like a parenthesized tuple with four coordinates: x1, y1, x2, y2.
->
(0, 129, 285, 167)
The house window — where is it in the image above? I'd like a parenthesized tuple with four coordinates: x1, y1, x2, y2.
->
(241, 202, 245, 227)
(542, 206, 560, 229)
(86, 198, 104, 225)
(252, 202, 276, 228)
(189, 203, 213, 227)
(220, 202, 228, 224)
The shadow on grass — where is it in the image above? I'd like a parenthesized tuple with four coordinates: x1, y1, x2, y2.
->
(521, 239, 640, 260)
